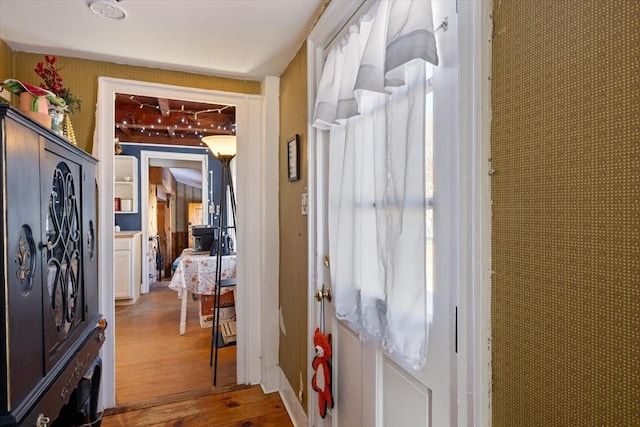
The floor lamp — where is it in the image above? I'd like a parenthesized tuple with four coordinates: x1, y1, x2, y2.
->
(201, 135, 236, 386)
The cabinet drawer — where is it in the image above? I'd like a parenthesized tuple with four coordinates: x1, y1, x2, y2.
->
(114, 237, 133, 251)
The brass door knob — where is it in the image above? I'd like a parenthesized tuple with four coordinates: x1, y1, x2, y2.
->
(314, 286, 332, 302)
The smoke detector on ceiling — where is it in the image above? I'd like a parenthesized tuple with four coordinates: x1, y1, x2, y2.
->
(87, 0, 126, 21)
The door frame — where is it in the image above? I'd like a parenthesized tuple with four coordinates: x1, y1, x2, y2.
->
(456, 1, 493, 425)
(139, 150, 208, 294)
(304, 0, 493, 425)
(95, 77, 278, 409)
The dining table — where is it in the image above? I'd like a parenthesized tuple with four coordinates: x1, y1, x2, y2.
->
(168, 249, 237, 335)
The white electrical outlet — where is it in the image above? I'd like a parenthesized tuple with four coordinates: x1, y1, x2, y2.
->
(0, 88, 11, 103)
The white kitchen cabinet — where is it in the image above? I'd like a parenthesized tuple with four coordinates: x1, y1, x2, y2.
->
(115, 231, 142, 305)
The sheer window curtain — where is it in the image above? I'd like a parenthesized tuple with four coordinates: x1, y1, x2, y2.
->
(312, 0, 438, 369)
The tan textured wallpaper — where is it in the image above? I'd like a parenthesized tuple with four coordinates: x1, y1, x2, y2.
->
(0, 40, 10, 91)
(279, 42, 308, 411)
(491, 1, 639, 425)
(6, 50, 260, 153)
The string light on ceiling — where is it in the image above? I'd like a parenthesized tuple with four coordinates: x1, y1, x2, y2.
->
(115, 95, 236, 143)
(127, 95, 233, 121)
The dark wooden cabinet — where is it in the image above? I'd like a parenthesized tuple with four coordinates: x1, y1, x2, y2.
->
(0, 105, 105, 426)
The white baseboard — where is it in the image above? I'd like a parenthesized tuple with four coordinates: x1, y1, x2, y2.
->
(260, 362, 280, 394)
(278, 367, 308, 427)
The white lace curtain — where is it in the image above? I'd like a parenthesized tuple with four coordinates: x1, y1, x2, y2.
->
(312, 0, 438, 369)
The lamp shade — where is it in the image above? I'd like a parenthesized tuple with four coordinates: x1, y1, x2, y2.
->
(202, 135, 237, 158)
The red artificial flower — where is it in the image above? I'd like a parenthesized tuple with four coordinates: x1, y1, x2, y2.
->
(34, 55, 81, 113)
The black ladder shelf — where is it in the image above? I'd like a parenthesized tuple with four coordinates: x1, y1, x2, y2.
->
(209, 153, 236, 386)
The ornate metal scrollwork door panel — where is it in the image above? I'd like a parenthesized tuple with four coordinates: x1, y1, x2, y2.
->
(44, 160, 83, 345)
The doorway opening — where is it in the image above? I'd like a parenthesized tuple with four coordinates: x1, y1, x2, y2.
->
(112, 88, 236, 404)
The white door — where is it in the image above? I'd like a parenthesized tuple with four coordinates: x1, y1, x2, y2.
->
(309, 2, 458, 426)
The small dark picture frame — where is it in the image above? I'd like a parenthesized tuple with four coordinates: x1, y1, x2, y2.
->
(287, 135, 300, 182)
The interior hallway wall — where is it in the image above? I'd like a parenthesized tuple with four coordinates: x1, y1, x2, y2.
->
(491, 1, 639, 424)
(279, 42, 309, 411)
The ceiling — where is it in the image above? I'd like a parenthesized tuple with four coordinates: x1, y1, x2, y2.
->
(0, 0, 325, 80)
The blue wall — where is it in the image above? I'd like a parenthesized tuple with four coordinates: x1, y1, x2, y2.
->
(115, 143, 222, 231)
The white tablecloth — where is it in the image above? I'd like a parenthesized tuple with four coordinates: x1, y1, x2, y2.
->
(168, 249, 237, 335)
(169, 250, 236, 295)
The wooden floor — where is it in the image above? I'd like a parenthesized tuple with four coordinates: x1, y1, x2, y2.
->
(100, 280, 291, 426)
(112, 280, 235, 404)
(101, 385, 293, 427)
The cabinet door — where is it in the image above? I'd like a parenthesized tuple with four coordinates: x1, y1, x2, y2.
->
(4, 118, 45, 409)
(40, 147, 86, 372)
(114, 249, 132, 299)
